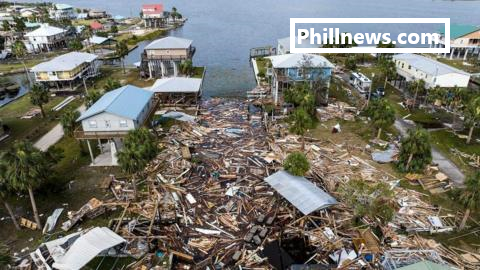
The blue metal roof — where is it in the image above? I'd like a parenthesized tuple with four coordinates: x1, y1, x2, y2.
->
(77, 85, 154, 122)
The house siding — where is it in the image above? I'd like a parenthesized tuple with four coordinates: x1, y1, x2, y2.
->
(81, 112, 136, 133)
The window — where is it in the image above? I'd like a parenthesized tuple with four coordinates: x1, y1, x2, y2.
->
(105, 120, 111, 128)
(408, 65, 411, 70)
(119, 120, 128, 127)
(88, 120, 97, 128)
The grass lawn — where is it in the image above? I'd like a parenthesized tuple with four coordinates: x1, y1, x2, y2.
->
(434, 57, 480, 74)
(192, 66, 206, 78)
(0, 59, 44, 74)
(0, 94, 84, 150)
(430, 129, 480, 175)
(116, 29, 165, 46)
(0, 133, 123, 251)
(0, 51, 71, 74)
(93, 67, 153, 89)
(255, 57, 270, 76)
(310, 117, 480, 251)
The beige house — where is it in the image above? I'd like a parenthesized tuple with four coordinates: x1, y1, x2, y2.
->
(31, 52, 101, 91)
(140, 36, 195, 78)
(435, 24, 480, 60)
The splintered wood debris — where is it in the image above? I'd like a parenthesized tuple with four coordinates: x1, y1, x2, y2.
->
(52, 99, 478, 269)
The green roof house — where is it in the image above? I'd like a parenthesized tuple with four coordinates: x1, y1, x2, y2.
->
(437, 24, 480, 60)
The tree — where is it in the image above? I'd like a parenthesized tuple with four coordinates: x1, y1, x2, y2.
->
(397, 128, 432, 173)
(2, 20, 10, 31)
(464, 96, 480, 144)
(457, 172, 480, 230)
(117, 128, 158, 198)
(104, 78, 121, 92)
(115, 40, 129, 74)
(13, 17, 26, 32)
(179, 59, 194, 76)
(376, 41, 395, 61)
(365, 99, 396, 139)
(86, 90, 102, 107)
(0, 163, 21, 230)
(344, 56, 357, 70)
(288, 107, 315, 151)
(0, 242, 11, 267)
(407, 80, 426, 108)
(12, 41, 31, 85)
(284, 83, 315, 114)
(60, 109, 80, 137)
(338, 179, 395, 225)
(2, 141, 54, 230)
(171, 7, 180, 23)
(30, 84, 49, 118)
(68, 38, 83, 50)
(110, 25, 118, 34)
(283, 152, 310, 176)
(379, 59, 396, 89)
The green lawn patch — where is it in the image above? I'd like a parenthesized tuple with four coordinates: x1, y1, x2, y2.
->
(430, 129, 480, 175)
(435, 57, 480, 74)
(255, 57, 270, 76)
(192, 66, 205, 78)
(0, 95, 83, 150)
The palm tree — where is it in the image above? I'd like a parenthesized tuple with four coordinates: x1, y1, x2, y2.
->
(365, 99, 396, 139)
(30, 84, 49, 118)
(2, 20, 10, 31)
(407, 79, 426, 109)
(13, 17, 26, 33)
(118, 128, 158, 199)
(3, 141, 52, 230)
(464, 97, 480, 144)
(288, 107, 315, 151)
(0, 163, 20, 230)
(179, 60, 194, 76)
(12, 41, 31, 85)
(60, 110, 80, 137)
(171, 7, 178, 23)
(86, 90, 102, 107)
(457, 172, 480, 230)
(115, 41, 129, 74)
(379, 59, 396, 89)
(104, 78, 122, 92)
(397, 128, 432, 173)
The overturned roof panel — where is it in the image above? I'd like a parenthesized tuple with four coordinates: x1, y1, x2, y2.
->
(52, 227, 126, 270)
(265, 170, 337, 215)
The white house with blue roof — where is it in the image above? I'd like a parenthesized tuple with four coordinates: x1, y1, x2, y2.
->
(76, 85, 156, 165)
(77, 85, 155, 133)
(266, 53, 334, 105)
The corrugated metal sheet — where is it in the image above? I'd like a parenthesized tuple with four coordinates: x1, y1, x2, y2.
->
(77, 85, 154, 122)
(265, 170, 337, 215)
(52, 227, 126, 270)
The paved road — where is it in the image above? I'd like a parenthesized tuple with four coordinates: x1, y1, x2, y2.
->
(34, 105, 86, 152)
(394, 118, 465, 186)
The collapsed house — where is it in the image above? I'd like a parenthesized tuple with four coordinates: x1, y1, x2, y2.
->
(19, 99, 479, 269)
(29, 227, 126, 270)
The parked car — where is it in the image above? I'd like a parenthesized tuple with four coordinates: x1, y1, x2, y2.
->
(364, 87, 385, 100)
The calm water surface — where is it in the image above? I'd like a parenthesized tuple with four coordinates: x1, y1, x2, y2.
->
(16, 0, 480, 96)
